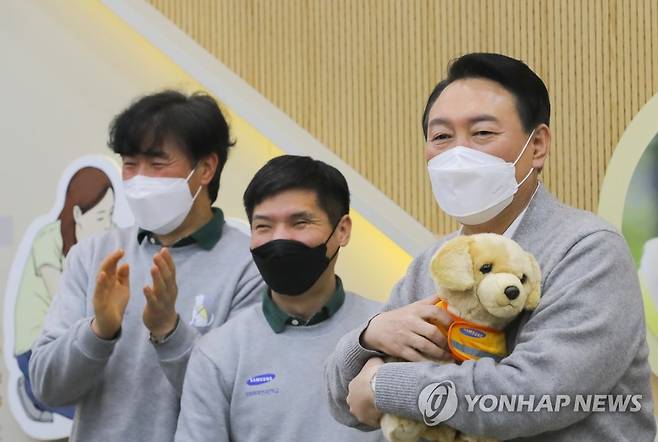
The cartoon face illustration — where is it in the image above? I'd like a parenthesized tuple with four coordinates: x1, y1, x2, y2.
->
(73, 188, 115, 242)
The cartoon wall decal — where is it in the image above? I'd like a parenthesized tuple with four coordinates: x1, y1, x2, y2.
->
(3, 155, 133, 440)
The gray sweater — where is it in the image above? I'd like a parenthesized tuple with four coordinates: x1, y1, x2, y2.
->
(175, 292, 385, 442)
(29, 224, 264, 442)
(326, 186, 656, 441)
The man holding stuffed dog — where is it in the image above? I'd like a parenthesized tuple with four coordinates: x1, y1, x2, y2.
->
(326, 52, 655, 441)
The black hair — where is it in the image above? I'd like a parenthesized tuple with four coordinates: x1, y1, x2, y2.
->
(243, 155, 350, 225)
(422, 53, 551, 138)
(108, 90, 234, 203)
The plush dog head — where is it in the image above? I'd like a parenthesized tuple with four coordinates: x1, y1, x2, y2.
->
(430, 233, 541, 329)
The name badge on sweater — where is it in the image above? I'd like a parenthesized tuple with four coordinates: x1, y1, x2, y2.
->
(244, 372, 280, 397)
(189, 294, 216, 329)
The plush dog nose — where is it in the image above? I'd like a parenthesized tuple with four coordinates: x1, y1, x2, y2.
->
(505, 286, 520, 300)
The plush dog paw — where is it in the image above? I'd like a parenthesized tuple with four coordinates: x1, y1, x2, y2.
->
(421, 425, 458, 441)
(381, 413, 426, 442)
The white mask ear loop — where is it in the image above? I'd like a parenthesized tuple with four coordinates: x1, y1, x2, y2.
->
(186, 167, 203, 201)
(513, 129, 536, 165)
(185, 168, 196, 181)
(191, 185, 202, 201)
(513, 129, 536, 186)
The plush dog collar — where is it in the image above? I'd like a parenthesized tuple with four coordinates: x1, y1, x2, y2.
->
(433, 300, 508, 363)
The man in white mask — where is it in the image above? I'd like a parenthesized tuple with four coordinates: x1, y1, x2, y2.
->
(29, 90, 265, 442)
(326, 53, 655, 441)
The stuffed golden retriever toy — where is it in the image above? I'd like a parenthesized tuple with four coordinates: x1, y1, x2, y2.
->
(380, 233, 542, 442)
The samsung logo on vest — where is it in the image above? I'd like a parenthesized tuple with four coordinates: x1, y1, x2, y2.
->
(460, 328, 485, 338)
(246, 373, 276, 386)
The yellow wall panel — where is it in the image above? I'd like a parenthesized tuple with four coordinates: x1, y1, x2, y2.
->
(148, 0, 658, 235)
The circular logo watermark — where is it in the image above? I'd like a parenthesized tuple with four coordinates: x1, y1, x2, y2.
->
(418, 381, 458, 426)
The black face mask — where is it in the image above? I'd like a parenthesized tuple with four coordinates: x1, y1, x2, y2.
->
(250, 222, 341, 296)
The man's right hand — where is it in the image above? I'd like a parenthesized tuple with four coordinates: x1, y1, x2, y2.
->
(91, 249, 130, 340)
(361, 295, 453, 362)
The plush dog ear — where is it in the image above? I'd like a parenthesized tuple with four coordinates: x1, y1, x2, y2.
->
(430, 236, 475, 291)
(524, 253, 542, 310)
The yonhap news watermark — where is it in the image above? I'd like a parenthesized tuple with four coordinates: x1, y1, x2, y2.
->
(464, 393, 643, 413)
(418, 382, 644, 426)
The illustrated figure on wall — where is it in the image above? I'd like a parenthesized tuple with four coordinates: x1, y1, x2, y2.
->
(3, 156, 133, 440)
(15, 166, 114, 422)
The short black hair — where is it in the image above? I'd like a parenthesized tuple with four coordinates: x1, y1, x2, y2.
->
(422, 53, 550, 139)
(108, 90, 234, 203)
(243, 155, 350, 225)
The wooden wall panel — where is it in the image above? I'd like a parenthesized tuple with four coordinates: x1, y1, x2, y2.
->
(148, 0, 658, 235)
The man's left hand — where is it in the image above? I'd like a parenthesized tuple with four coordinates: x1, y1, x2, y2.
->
(347, 357, 384, 427)
(143, 248, 179, 337)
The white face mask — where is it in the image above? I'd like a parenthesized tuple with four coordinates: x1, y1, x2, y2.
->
(123, 169, 201, 235)
(427, 130, 535, 225)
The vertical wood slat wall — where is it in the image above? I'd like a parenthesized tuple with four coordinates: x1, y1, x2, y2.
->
(148, 0, 658, 235)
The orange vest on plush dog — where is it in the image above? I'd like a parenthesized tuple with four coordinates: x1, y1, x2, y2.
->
(431, 300, 508, 362)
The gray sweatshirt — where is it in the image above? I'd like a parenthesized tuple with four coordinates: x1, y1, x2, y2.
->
(29, 223, 264, 442)
(326, 186, 656, 441)
(175, 292, 385, 442)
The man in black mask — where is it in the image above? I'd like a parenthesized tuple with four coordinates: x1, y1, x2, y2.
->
(175, 155, 384, 442)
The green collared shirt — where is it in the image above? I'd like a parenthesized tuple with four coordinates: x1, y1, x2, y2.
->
(262, 276, 346, 333)
(137, 207, 224, 250)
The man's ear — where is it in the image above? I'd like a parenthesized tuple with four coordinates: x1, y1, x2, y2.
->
(198, 153, 219, 187)
(524, 253, 542, 310)
(336, 214, 351, 247)
(531, 124, 551, 172)
(430, 236, 475, 291)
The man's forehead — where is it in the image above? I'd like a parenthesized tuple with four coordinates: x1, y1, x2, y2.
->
(253, 189, 324, 219)
(252, 209, 316, 220)
(121, 148, 167, 158)
(121, 139, 187, 159)
(430, 78, 517, 120)
(428, 114, 501, 129)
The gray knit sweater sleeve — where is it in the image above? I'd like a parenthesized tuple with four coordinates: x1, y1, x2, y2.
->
(29, 242, 115, 406)
(325, 242, 441, 429)
(325, 325, 384, 430)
